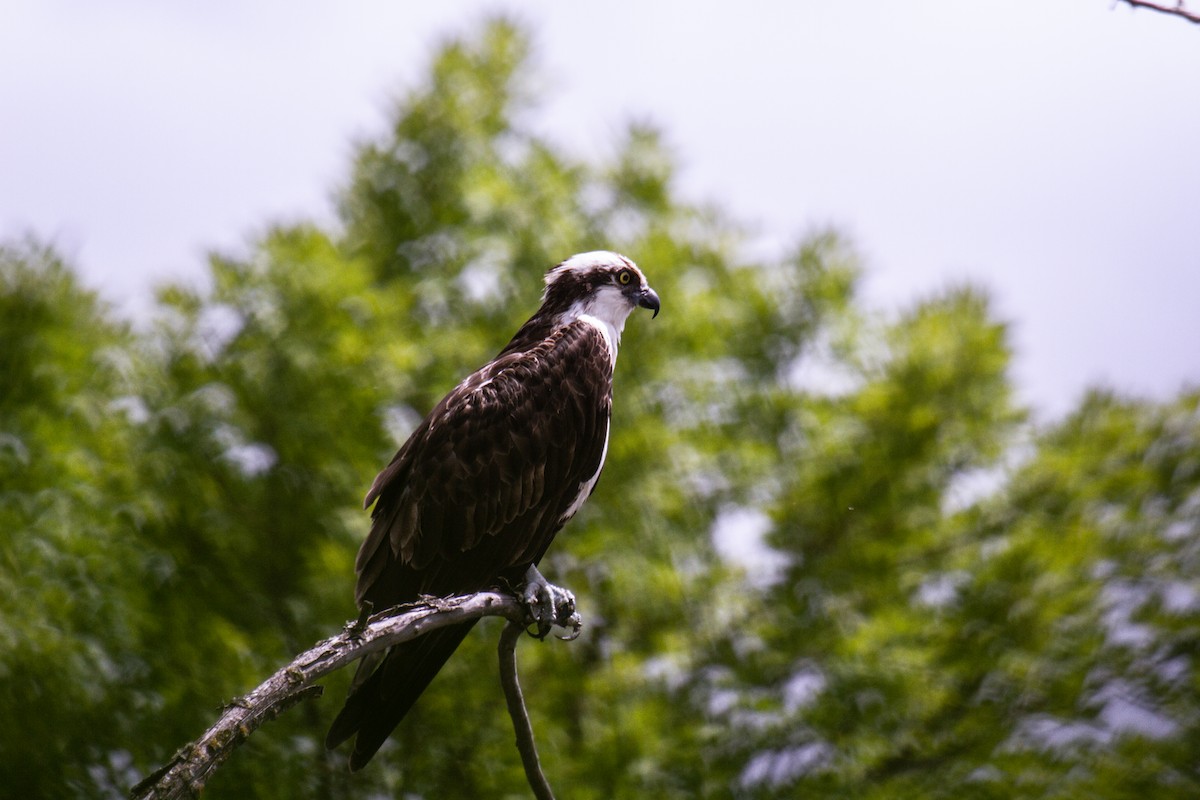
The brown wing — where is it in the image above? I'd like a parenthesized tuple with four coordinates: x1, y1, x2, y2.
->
(353, 319, 614, 611)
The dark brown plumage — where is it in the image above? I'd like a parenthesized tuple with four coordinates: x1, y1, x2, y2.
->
(325, 251, 659, 770)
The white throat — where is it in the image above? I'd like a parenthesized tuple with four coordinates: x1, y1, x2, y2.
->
(557, 285, 633, 365)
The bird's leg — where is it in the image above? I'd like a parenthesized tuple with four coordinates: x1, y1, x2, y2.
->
(521, 564, 581, 640)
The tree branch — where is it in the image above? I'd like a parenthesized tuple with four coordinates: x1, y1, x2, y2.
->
(131, 591, 562, 800)
(500, 620, 556, 800)
(1115, 0, 1200, 24)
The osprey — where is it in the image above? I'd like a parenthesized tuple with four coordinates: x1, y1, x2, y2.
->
(325, 251, 660, 770)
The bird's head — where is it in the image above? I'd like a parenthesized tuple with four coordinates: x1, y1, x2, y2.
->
(542, 251, 660, 331)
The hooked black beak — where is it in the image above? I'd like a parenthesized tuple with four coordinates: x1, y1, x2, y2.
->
(638, 286, 661, 318)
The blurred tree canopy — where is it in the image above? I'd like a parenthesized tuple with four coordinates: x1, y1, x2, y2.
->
(2, 17, 1197, 800)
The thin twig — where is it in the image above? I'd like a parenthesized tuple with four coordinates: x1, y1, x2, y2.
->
(1116, 0, 1200, 24)
(499, 620, 556, 800)
(131, 591, 530, 800)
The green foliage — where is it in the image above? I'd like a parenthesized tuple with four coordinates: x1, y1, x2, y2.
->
(0, 241, 148, 796)
(2, 16, 1197, 800)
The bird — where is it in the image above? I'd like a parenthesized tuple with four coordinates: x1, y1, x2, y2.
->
(325, 251, 660, 770)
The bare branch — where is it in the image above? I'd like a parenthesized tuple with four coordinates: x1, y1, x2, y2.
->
(131, 591, 531, 800)
(500, 620, 556, 800)
(1115, 0, 1200, 24)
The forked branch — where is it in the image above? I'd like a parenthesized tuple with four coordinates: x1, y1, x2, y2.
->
(1116, 0, 1200, 24)
(131, 591, 568, 800)
(500, 620, 555, 800)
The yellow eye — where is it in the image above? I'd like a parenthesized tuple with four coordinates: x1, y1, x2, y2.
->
(617, 270, 633, 285)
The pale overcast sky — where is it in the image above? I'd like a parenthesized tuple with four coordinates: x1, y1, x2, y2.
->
(2, 1, 1197, 419)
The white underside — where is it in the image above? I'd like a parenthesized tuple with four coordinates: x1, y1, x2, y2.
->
(560, 417, 610, 524)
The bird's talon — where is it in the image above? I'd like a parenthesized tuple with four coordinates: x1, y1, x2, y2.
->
(556, 613, 583, 641)
(520, 566, 579, 638)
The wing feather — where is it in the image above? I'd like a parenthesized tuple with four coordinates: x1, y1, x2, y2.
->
(353, 320, 613, 610)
